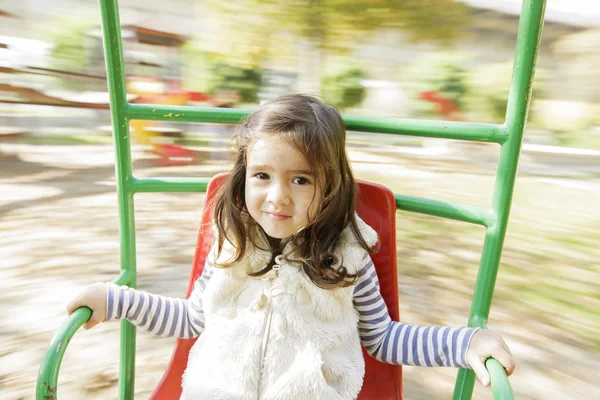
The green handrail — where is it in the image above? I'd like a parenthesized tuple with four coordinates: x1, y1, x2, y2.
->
(487, 358, 515, 400)
(37, 0, 546, 399)
(36, 307, 92, 400)
(36, 272, 134, 400)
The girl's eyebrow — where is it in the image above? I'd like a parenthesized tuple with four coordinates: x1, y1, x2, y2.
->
(290, 169, 314, 175)
(247, 164, 272, 170)
(248, 165, 313, 176)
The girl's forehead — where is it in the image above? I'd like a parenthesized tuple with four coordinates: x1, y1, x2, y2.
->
(247, 135, 311, 171)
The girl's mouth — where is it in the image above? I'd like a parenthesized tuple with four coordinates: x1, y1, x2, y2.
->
(266, 212, 291, 221)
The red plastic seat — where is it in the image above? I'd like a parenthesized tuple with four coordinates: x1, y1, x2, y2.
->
(150, 172, 402, 399)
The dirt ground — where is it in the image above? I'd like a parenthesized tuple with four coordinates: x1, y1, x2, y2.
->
(1, 140, 599, 399)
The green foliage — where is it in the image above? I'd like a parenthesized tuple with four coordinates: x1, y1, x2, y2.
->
(198, 0, 471, 70)
(243, 0, 471, 51)
(208, 63, 263, 104)
(465, 62, 546, 124)
(465, 63, 513, 122)
(322, 66, 366, 109)
(46, 17, 94, 74)
(402, 52, 469, 117)
(194, 0, 471, 97)
(180, 41, 212, 93)
(181, 41, 263, 103)
(403, 54, 547, 124)
(44, 14, 96, 91)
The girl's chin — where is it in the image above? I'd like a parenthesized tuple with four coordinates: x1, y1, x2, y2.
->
(260, 224, 295, 240)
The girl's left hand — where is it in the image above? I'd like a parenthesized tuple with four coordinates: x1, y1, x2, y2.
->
(466, 329, 515, 387)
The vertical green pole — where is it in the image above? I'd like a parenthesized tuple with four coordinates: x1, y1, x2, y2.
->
(452, 0, 546, 399)
(98, 0, 137, 399)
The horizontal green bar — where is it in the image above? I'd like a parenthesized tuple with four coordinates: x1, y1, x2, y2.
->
(486, 358, 515, 400)
(395, 194, 495, 227)
(344, 116, 508, 143)
(126, 103, 507, 143)
(131, 179, 494, 227)
(126, 103, 249, 124)
(130, 177, 210, 193)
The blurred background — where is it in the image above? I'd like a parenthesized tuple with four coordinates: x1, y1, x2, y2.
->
(1, 0, 599, 399)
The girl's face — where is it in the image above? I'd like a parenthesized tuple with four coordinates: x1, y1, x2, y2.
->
(245, 135, 322, 239)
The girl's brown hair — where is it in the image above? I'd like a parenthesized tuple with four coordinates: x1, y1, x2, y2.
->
(213, 94, 375, 289)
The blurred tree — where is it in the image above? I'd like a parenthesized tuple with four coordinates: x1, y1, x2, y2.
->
(207, 0, 471, 53)
(402, 52, 469, 119)
(465, 62, 546, 124)
(403, 54, 547, 125)
(208, 62, 263, 104)
(194, 0, 471, 94)
(180, 40, 211, 92)
(45, 15, 96, 91)
(322, 66, 366, 109)
(181, 42, 263, 103)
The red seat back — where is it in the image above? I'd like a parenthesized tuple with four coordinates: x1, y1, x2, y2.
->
(150, 172, 402, 399)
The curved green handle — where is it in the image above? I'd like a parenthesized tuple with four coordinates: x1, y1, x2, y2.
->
(487, 357, 514, 400)
(36, 306, 92, 400)
(36, 272, 133, 400)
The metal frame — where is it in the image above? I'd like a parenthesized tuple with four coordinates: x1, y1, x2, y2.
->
(37, 0, 546, 399)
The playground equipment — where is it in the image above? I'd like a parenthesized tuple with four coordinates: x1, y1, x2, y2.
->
(37, 0, 547, 398)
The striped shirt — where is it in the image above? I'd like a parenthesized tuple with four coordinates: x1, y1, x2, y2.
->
(106, 252, 477, 368)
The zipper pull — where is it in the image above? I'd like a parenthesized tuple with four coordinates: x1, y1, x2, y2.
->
(261, 264, 281, 280)
(272, 264, 281, 278)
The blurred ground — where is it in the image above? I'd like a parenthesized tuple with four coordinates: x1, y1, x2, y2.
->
(1, 136, 599, 399)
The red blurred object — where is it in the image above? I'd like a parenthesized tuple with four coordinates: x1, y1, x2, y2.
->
(187, 91, 212, 103)
(150, 173, 403, 400)
(419, 91, 463, 121)
(152, 144, 195, 166)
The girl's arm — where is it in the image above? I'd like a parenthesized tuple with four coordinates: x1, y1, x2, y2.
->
(353, 253, 477, 368)
(105, 250, 215, 339)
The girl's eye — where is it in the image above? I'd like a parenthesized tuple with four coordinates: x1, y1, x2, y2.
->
(255, 173, 270, 180)
(293, 177, 311, 185)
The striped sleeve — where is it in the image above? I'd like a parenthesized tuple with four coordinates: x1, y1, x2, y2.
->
(353, 253, 478, 368)
(104, 249, 215, 339)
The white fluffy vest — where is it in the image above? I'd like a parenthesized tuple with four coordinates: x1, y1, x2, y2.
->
(182, 217, 378, 400)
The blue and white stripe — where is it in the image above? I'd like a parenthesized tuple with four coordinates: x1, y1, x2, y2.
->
(353, 254, 476, 368)
(106, 250, 476, 368)
(106, 254, 214, 339)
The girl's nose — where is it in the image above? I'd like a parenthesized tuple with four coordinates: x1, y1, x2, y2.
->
(266, 183, 291, 206)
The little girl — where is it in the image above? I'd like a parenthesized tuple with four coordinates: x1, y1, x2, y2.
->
(68, 94, 514, 399)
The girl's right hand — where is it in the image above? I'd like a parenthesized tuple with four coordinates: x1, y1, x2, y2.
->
(66, 282, 108, 330)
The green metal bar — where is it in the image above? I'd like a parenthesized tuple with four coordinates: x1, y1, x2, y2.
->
(98, 0, 137, 399)
(453, 1, 547, 399)
(36, 307, 92, 400)
(36, 272, 134, 400)
(126, 103, 508, 144)
(487, 358, 515, 400)
(395, 194, 495, 227)
(343, 116, 508, 143)
(133, 182, 494, 229)
(131, 177, 210, 193)
(126, 103, 249, 124)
